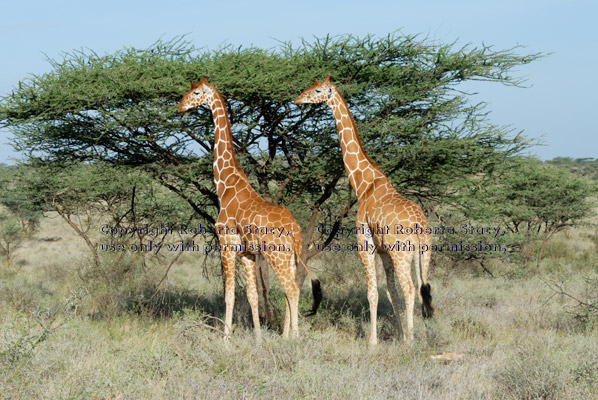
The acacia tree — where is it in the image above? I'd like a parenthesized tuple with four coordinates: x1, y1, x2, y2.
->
(0, 34, 540, 285)
(0, 210, 25, 266)
(0, 164, 43, 237)
(452, 157, 594, 273)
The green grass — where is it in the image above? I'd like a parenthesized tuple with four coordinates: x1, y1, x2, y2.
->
(1, 213, 598, 399)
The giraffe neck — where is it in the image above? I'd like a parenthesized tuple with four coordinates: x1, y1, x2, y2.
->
(328, 92, 385, 199)
(208, 91, 251, 200)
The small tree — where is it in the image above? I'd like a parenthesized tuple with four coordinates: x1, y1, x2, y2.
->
(0, 165, 43, 238)
(0, 210, 25, 266)
(9, 160, 203, 315)
(461, 157, 595, 264)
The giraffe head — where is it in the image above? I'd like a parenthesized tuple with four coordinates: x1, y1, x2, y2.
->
(177, 76, 215, 112)
(294, 74, 336, 105)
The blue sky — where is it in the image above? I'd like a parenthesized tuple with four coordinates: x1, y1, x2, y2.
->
(1, 0, 596, 163)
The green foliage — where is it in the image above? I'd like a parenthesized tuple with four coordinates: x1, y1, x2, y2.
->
(9, 160, 194, 235)
(0, 209, 26, 265)
(456, 158, 595, 263)
(0, 34, 541, 259)
(465, 158, 593, 235)
(0, 164, 43, 237)
(548, 157, 598, 181)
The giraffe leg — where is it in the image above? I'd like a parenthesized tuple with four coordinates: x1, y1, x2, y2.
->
(390, 251, 416, 341)
(282, 287, 299, 339)
(282, 297, 291, 338)
(287, 281, 300, 339)
(240, 255, 261, 341)
(279, 266, 299, 339)
(221, 250, 237, 339)
(264, 251, 299, 339)
(358, 233, 378, 346)
(380, 253, 404, 340)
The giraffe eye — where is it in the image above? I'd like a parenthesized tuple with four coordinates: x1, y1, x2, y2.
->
(315, 89, 322, 94)
(193, 91, 201, 95)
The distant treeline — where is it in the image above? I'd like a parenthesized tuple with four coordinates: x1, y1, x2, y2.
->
(547, 157, 598, 181)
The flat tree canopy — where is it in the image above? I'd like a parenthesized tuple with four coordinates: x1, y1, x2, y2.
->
(0, 34, 541, 263)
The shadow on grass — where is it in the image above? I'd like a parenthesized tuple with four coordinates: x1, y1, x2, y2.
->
(306, 284, 405, 342)
(124, 285, 271, 334)
(121, 282, 411, 342)
(125, 286, 225, 319)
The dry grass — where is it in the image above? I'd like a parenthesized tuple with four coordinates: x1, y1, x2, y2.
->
(1, 213, 598, 399)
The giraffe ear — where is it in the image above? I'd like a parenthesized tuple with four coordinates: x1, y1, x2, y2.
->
(323, 74, 331, 83)
(314, 79, 321, 85)
(191, 81, 200, 88)
(200, 76, 209, 84)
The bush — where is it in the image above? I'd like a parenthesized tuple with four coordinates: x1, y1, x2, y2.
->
(494, 343, 571, 399)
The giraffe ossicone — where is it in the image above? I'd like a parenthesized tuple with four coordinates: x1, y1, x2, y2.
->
(295, 75, 433, 345)
(178, 77, 322, 340)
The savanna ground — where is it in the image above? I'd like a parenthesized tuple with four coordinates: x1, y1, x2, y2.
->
(1, 211, 598, 399)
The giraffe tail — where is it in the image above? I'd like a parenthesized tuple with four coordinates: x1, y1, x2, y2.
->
(418, 236, 434, 319)
(421, 283, 434, 319)
(296, 253, 322, 317)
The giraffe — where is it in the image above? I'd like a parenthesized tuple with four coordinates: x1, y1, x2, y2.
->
(178, 77, 321, 339)
(294, 75, 433, 344)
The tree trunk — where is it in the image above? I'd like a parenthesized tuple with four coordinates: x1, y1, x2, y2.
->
(256, 255, 276, 325)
